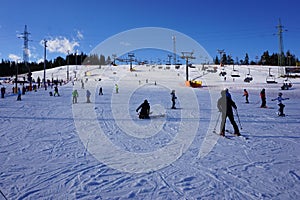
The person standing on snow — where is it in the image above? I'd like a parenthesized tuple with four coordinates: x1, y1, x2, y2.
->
(271, 92, 289, 116)
(243, 89, 249, 103)
(115, 84, 119, 94)
(17, 88, 22, 101)
(170, 90, 177, 109)
(72, 89, 79, 104)
(86, 89, 91, 103)
(136, 99, 150, 119)
(1, 86, 5, 98)
(260, 88, 267, 108)
(217, 89, 240, 136)
(99, 87, 103, 95)
(54, 86, 60, 96)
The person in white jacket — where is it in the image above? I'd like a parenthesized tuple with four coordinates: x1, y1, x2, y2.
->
(271, 92, 289, 116)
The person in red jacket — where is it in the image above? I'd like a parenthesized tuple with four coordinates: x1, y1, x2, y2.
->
(260, 88, 267, 108)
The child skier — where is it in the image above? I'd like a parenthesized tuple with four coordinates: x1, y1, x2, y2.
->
(170, 90, 177, 109)
(136, 99, 150, 119)
(271, 92, 289, 116)
(243, 89, 249, 103)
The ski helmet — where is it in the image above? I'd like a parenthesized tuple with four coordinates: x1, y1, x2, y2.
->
(278, 92, 282, 96)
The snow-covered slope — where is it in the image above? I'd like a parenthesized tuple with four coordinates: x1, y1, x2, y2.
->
(0, 64, 299, 199)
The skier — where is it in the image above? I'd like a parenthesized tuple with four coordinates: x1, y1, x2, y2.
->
(17, 88, 22, 101)
(86, 89, 91, 103)
(243, 89, 249, 103)
(271, 92, 289, 116)
(72, 89, 79, 104)
(81, 80, 84, 89)
(115, 84, 119, 93)
(217, 89, 240, 136)
(260, 88, 267, 108)
(1, 86, 5, 98)
(54, 86, 60, 96)
(170, 90, 177, 109)
(136, 99, 150, 119)
(99, 87, 103, 95)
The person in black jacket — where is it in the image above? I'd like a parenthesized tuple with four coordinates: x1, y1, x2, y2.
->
(136, 99, 150, 119)
(170, 90, 177, 109)
(217, 89, 240, 136)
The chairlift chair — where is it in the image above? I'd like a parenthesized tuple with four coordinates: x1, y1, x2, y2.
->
(266, 75, 277, 84)
(231, 70, 240, 77)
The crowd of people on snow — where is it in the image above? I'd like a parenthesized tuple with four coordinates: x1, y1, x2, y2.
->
(0, 72, 292, 140)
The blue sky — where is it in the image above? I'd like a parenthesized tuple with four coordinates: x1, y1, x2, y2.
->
(0, 0, 299, 64)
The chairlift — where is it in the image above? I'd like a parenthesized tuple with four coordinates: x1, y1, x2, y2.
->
(266, 68, 277, 84)
(219, 67, 226, 76)
(281, 79, 292, 90)
(244, 68, 253, 82)
(231, 70, 240, 77)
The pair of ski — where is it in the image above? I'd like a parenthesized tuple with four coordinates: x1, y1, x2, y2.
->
(213, 130, 249, 140)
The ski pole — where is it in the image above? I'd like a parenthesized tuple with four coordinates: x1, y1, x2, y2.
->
(213, 112, 221, 132)
(235, 109, 243, 130)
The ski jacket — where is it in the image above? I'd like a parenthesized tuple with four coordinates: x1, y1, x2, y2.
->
(260, 90, 266, 99)
(243, 91, 248, 97)
(272, 96, 289, 104)
(86, 90, 91, 97)
(171, 92, 176, 101)
(217, 95, 237, 115)
(72, 90, 78, 97)
(136, 101, 150, 116)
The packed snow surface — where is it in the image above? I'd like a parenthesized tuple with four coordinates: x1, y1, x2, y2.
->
(0, 64, 299, 199)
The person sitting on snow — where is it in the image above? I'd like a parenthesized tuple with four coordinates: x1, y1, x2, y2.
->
(136, 99, 150, 119)
(271, 92, 289, 116)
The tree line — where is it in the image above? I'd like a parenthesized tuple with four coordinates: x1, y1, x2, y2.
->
(0, 53, 113, 77)
(214, 50, 299, 66)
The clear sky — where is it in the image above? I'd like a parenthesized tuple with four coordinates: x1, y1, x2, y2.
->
(0, 0, 299, 64)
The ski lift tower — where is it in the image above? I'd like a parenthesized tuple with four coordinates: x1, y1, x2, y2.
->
(181, 51, 195, 82)
(128, 53, 135, 71)
(217, 49, 225, 66)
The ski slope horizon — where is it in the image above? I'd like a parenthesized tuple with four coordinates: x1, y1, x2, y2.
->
(0, 64, 299, 199)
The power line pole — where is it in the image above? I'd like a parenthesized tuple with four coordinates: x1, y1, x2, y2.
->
(67, 50, 70, 81)
(276, 18, 287, 75)
(172, 36, 176, 65)
(18, 25, 32, 89)
(43, 39, 47, 90)
(18, 25, 31, 70)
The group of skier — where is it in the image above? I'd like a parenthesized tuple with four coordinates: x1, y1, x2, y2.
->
(217, 88, 290, 137)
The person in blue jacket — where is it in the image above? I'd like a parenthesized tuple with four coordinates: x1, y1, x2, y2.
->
(271, 92, 289, 116)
